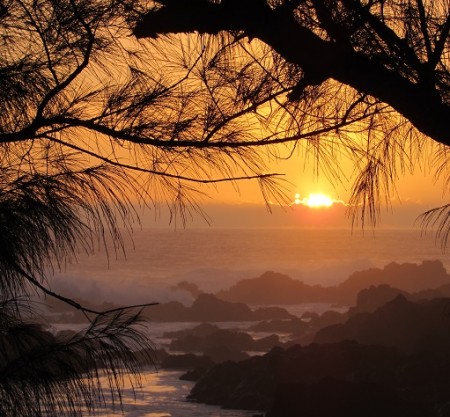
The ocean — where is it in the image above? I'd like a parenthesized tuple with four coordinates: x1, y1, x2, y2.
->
(51, 227, 449, 416)
(91, 370, 256, 417)
(54, 227, 449, 304)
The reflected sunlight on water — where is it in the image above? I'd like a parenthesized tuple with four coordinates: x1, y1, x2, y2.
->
(90, 370, 256, 417)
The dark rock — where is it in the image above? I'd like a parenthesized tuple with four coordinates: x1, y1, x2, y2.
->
(160, 352, 214, 370)
(301, 311, 319, 321)
(169, 329, 280, 353)
(252, 306, 296, 321)
(180, 367, 211, 381)
(144, 301, 187, 321)
(214, 260, 450, 306)
(216, 271, 330, 304)
(349, 284, 410, 315)
(171, 281, 203, 298)
(189, 355, 274, 411)
(189, 340, 450, 413)
(204, 346, 250, 363)
(144, 293, 294, 322)
(189, 342, 409, 411)
(169, 329, 253, 352)
(309, 310, 347, 328)
(335, 260, 450, 304)
(163, 322, 220, 339)
(190, 294, 253, 321)
(267, 378, 431, 417)
(248, 318, 308, 334)
(314, 296, 450, 356)
(253, 334, 280, 351)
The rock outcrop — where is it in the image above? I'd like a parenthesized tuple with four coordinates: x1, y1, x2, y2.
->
(315, 296, 450, 355)
(214, 260, 450, 306)
(144, 293, 294, 322)
(216, 271, 329, 304)
(189, 341, 450, 415)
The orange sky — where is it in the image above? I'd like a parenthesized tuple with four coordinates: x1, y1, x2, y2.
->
(100, 35, 449, 231)
(205, 145, 446, 205)
(140, 148, 447, 230)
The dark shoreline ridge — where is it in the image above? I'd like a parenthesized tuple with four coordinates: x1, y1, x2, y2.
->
(215, 260, 450, 305)
(187, 294, 450, 416)
(40, 259, 450, 417)
(44, 260, 448, 324)
(189, 340, 450, 417)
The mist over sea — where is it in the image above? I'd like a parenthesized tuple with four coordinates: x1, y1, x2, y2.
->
(54, 227, 448, 305)
(51, 227, 448, 417)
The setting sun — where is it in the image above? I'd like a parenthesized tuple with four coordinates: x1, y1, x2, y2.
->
(294, 193, 335, 208)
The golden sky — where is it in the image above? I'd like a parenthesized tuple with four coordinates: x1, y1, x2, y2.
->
(96, 34, 449, 230)
(208, 144, 446, 206)
(140, 147, 447, 230)
(135, 35, 448, 217)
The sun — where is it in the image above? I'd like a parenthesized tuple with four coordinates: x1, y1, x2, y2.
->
(294, 193, 334, 208)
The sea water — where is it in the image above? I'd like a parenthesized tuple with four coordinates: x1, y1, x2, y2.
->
(52, 227, 449, 416)
(94, 370, 256, 417)
(54, 228, 449, 305)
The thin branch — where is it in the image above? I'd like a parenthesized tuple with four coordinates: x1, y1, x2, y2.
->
(332, 0, 423, 70)
(419, 204, 450, 251)
(14, 261, 158, 317)
(430, 13, 450, 68)
(16, 0, 60, 84)
(416, 0, 433, 61)
(45, 135, 284, 183)
(33, 0, 95, 123)
(32, 101, 382, 149)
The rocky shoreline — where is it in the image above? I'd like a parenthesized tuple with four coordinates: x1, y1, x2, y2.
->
(44, 260, 450, 416)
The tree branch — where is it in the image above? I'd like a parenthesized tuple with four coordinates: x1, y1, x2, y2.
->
(134, 0, 450, 146)
(431, 13, 450, 69)
(45, 135, 284, 183)
(33, 0, 95, 123)
(416, 0, 433, 61)
(14, 260, 158, 318)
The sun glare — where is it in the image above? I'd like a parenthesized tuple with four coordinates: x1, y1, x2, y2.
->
(294, 193, 335, 208)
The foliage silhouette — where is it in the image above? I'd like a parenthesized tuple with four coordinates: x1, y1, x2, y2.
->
(1, 0, 450, 414)
(0, 0, 305, 414)
(134, 0, 450, 242)
(0, 164, 156, 416)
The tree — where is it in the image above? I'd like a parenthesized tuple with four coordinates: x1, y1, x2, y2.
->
(0, 0, 278, 415)
(134, 0, 450, 243)
(0, 0, 300, 414)
(0, 0, 448, 414)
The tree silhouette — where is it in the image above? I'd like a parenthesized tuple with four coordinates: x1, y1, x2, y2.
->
(0, 166, 157, 416)
(134, 0, 450, 244)
(0, 0, 285, 414)
(0, 0, 332, 414)
(1, 0, 449, 413)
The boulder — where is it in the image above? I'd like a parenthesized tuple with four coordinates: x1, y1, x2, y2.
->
(350, 284, 410, 314)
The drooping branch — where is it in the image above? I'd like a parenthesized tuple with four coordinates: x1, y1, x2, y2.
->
(0, 298, 156, 417)
(46, 135, 285, 183)
(14, 260, 158, 319)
